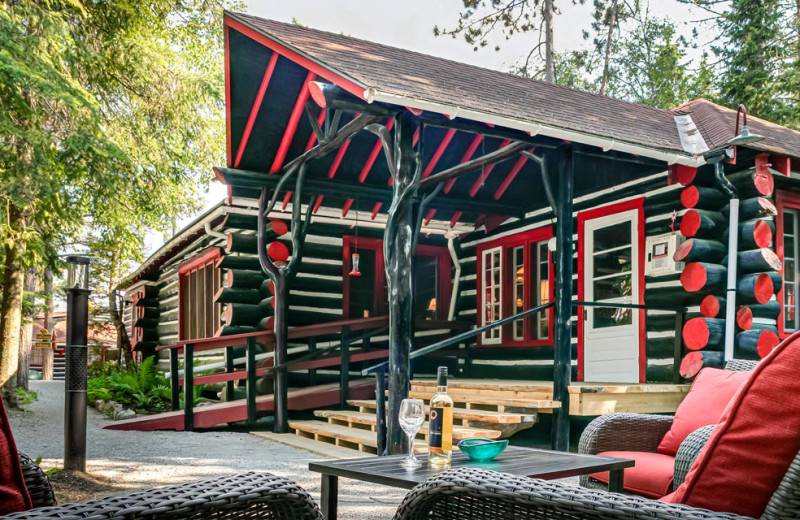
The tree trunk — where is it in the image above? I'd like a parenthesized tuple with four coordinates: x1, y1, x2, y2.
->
(543, 0, 555, 83)
(42, 269, 54, 381)
(599, 0, 618, 96)
(17, 268, 36, 390)
(109, 289, 134, 366)
(0, 204, 27, 400)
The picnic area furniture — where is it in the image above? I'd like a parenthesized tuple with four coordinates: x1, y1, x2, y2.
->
(309, 445, 633, 520)
(579, 359, 757, 498)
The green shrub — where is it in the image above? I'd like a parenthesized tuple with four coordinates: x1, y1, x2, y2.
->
(88, 357, 172, 414)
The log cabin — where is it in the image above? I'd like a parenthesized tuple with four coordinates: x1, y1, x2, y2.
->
(114, 12, 800, 454)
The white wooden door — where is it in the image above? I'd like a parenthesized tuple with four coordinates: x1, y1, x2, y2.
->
(583, 209, 640, 382)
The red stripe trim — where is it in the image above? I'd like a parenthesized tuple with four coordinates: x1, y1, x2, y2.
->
(342, 199, 354, 217)
(328, 140, 351, 178)
(469, 140, 511, 197)
(313, 195, 324, 213)
(225, 26, 232, 166)
(371, 202, 382, 219)
(225, 16, 366, 100)
(178, 247, 221, 275)
(494, 155, 529, 200)
(450, 211, 462, 228)
(359, 119, 393, 183)
(444, 134, 483, 194)
(270, 71, 316, 173)
(423, 208, 436, 225)
(233, 52, 279, 168)
(282, 192, 292, 211)
(422, 129, 456, 179)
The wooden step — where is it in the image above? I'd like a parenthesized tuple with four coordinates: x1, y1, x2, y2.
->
(289, 420, 427, 454)
(313, 410, 502, 440)
(410, 379, 554, 400)
(347, 400, 537, 424)
(407, 391, 560, 410)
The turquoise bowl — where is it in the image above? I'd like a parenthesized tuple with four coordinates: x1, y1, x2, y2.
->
(457, 438, 509, 461)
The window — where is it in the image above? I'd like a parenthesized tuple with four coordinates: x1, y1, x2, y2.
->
(178, 248, 222, 341)
(129, 288, 145, 345)
(342, 238, 452, 320)
(477, 227, 554, 346)
(784, 208, 798, 331)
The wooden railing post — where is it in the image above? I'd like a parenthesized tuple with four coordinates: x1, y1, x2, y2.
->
(170, 348, 180, 411)
(246, 336, 257, 425)
(183, 344, 194, 431)
(340, 326, 351, 408)
(225, 346, 235, 401)
(673, 310, 686, 384)
(308, 337, 317, 386)
(375, 368, 387, 456)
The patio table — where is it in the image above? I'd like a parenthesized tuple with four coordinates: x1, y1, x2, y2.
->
(309, 445, 634, 520)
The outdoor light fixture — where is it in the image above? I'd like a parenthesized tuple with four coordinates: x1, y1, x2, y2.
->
(726, 104, 765, 164)
(64, 255, 92, 472)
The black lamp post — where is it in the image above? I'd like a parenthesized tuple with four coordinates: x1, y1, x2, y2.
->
(64, 256, 91, 472)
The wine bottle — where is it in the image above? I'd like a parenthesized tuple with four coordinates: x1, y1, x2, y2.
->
(428, 366, 454, 466)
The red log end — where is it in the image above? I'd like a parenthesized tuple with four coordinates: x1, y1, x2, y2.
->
(754, 273, 774, 304)
(680, 209, 701, 238)
(673, 239, 695, 263)
(736, 306, 753, 331)
(262, 316, 274, 330)
(753, 168, 775, 197)
(269, 219, 289, 236)
(224, 304, 233, 324)
(268, 280, 275, 294)
(225, 270, 234, 287)
(753, 220, 773, 249)
(757, 197, 778, 216)
(681, 186, 700, 209)
(700, 295, 720, 318)
(226, 233, 234, 253)
(680, 351, 705, 379)
(683, 317, 710, 350)
(680, 262, 708, 292)
(760, 248, 783, 272)
(308, 81, 327, 108)
(676, 165, 698, 186)
(267, 241, 290, 262)
(757, 329, 780, 358)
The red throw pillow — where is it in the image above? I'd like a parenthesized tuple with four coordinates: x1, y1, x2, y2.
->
(664, 331, 800, 517)
(0, 396, 32, 514)
(657, 368, 748, 456)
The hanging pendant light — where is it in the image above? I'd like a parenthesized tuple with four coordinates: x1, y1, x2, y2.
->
(349, 197, 362, 277)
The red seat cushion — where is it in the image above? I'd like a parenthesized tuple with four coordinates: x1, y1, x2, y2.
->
(663, 330, 800, 517)
(0, 396, 32, 514)
(657, 368, 748, 456)
(589, 451, 675, 499)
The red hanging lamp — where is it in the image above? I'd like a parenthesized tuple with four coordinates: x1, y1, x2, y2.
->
(349, 198, 362, 277)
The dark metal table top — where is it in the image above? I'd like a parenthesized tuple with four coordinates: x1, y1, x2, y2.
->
(309, 446, 634, 490)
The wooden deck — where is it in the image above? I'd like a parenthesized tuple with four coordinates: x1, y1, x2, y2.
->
(410, 379, 690, 416)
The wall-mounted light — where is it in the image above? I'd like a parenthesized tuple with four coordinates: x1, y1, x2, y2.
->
(727, 104, 765, 165)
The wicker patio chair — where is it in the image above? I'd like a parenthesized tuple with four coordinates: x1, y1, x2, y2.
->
(578, 359, 759, 492)
(393, 464, 799, 520)
(2, 470, 323, 520)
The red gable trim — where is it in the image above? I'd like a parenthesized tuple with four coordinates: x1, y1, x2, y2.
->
(178, 247, 222, 275)
(225, 14, 367, 101)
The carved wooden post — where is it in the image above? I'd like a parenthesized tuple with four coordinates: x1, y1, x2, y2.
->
(382, 112, 422, 454)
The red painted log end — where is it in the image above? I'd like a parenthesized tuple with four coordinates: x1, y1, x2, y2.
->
(680, 262, 708, 292)
(676, 165, 698, 186)
(683, 317, 710, 350)
(757, 197, 778, 216)
(753, 220, 773, 249)
(736, 306, 753, 331)
(700, 295, 720, 318)
(757, 329, 780, 358)
(680, 186, 700, 209)
(753, 273, 774, 304)
(680, 209, 701, 238)
(269, 219, 289, 236)
(268, 241, 290, 262)
(680, 351, 705, 379)
(673, 239, 694, 263)
(753, 167, 775, 197)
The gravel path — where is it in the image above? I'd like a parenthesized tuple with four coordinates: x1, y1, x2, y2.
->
(8, 381, 405, 519)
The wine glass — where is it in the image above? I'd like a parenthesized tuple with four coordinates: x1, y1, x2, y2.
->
(399, 398, 425, 468)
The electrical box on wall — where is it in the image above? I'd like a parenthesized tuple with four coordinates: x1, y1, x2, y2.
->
(645, 233, 684, 276)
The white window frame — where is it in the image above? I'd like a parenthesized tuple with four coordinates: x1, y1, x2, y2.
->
(785, 208, 799, 331)
(481, 246, 503, 344)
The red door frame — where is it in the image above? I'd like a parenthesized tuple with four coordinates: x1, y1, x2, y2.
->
(775, 190, 800, 338)
(475, 225, 555, 346)
(342, 237, 452, 320)
(576, 198, 646, 382)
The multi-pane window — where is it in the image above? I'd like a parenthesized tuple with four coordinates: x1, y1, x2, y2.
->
(784, 208, 798, 331)
(481, 247, 503, 343)
(179, 252, 222, 341)
(478, 228, 553, 346)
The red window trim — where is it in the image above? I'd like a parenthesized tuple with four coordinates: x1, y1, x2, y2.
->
(342, 237, 452, 320)
(775, 190, 800, 339)
(576, 198, 646, 383)
(475, 225, 555, 347)
(178, 247, 223, 341)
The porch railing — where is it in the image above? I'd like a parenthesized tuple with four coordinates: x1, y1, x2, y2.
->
(362, 300, 687, 455)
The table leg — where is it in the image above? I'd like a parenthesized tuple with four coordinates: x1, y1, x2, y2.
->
(608, 468, 625, 493)
(321, 474, 339, 520)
